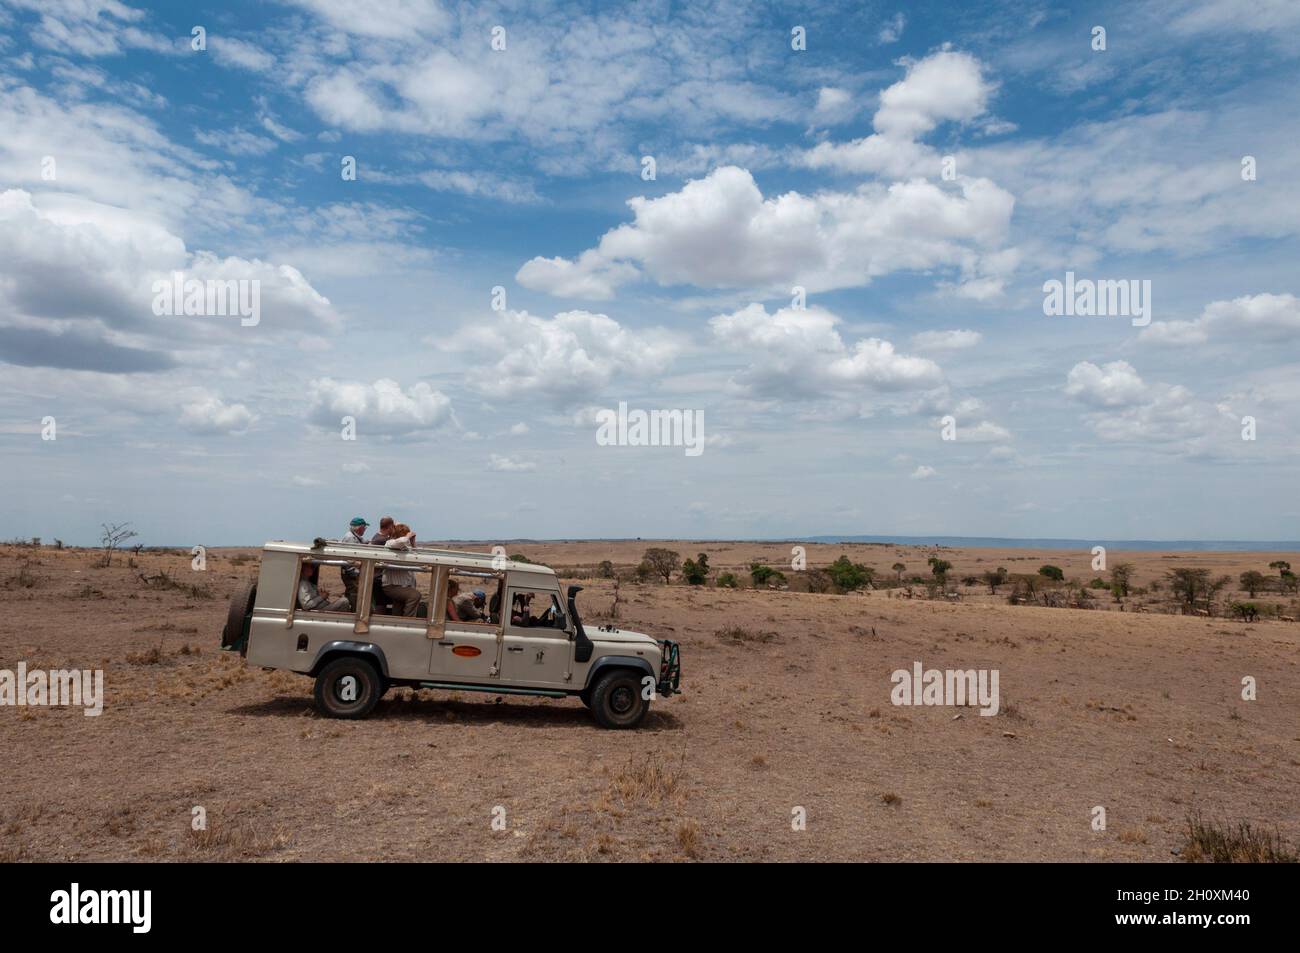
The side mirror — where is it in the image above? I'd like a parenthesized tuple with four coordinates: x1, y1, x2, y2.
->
(553, 611, 567, 631)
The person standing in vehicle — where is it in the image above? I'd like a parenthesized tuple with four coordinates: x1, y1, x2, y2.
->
(368, 516, 394, 608)
(382, 524, 422, 616)
(369, 516, 394, 546)
(338, 516, 368, 610)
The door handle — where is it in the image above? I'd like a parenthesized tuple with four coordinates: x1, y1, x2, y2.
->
(437, 640, 454, 646)
(506, 646, 524, 652)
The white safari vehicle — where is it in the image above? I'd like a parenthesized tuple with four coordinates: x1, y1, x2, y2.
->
(221, 540, 681, 728)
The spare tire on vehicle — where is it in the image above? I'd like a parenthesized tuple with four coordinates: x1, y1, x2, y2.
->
(222, 582, 257, 654)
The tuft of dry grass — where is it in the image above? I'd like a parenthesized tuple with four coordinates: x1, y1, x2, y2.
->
(126, 646, 164, 665)
(607, 757, 681, 807)
(1181, 814, 1298, 863)
(189, 820, 290, 858)
(714, 625, 777, 644)
(137, 570, 214, 600)
(4, 564, 39, 589)
(676, 818, 701, 858)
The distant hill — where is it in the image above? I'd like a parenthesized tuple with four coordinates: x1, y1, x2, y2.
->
(801, 535, 1300, 552)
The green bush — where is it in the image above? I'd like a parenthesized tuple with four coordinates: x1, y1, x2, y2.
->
(681, 553, 711, 586)
(827, 555, 873, 591)
(750, 562, 786, 587)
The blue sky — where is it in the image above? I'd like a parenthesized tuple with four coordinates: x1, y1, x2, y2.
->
(0, 0, 1298, 546)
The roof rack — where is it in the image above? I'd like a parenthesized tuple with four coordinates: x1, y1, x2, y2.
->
(264, 539, 554, 574)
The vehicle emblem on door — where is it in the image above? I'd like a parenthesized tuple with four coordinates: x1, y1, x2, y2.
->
(535, 649, 545, 664)
(452, 645, 481, 658)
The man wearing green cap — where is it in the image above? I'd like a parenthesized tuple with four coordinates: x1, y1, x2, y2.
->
(339, 517, 368, 610)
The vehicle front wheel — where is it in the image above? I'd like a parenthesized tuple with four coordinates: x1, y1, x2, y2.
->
(314, 657, 381, 719)
(588, 669, 650, 729)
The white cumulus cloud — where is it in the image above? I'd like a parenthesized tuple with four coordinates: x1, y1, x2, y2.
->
(519, 165, 1014, 298)
(307, 378, 455, 436)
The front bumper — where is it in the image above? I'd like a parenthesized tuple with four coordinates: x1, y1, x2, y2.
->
(656, 639, 681, 696)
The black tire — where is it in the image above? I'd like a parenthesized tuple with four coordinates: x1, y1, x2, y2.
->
(588, 669, 650, 729)
(314, 657, 382, 719)
(578, 688, 592, 708)
(222, 582, 256, 653)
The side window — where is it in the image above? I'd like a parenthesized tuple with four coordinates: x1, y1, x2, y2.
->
(296, 558, 355, 616)
(373, 561, 433, 620)
(445, 571, 503, 626)
(506, 588, 564, 631)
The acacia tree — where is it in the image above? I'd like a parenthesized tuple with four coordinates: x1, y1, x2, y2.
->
(1110, 563, 1135, 599)
(1167, 568, 1210, 609)
(1268, 561, 1296, 594)
(1240, 570, 1267, 598)
(681, 553, 710, 585)
(642, 547, 681, 585)
(927, 556, 952, 583)
(892, 562, 906, 584)
(99, 522, 138, 567)
(1167, 568, 1231, 613)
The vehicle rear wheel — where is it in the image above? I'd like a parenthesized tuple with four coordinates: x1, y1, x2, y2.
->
(314, 657, 382, 719)
(222, 582, 256, 652)
(589, 669, 650, 729)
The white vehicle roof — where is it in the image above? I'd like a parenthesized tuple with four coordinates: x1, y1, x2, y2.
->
(262, 540, 557, 576)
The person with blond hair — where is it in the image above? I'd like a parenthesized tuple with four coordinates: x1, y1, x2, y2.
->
(381, 523, 421, 616)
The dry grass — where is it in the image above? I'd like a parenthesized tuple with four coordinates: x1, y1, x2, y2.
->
(1181, 814, 1299, 863)
(3, 542, 1298, 862)
(137, 570, 214, 600)
(607, 757, 681, 807)
(714, 625, 778, 644)
(4, 564, 39, 589)
(676, 818, 701, 858)
(125, 645, 164, 665)
(188, 820, 290, 858)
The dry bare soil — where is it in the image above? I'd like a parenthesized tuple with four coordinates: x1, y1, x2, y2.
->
(2, 540, 1297, 862)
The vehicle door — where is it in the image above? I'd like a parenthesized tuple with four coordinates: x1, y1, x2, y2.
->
(429, 569, 502, 682)
(499, 584, 571, 687)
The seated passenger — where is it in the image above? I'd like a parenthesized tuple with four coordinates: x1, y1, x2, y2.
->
(446, 580, 466, 622)
(453, 587, 487, 622)
(381, 525, 422, 617)
(510, 592, 530, 626)
(298, 562, 350, 612)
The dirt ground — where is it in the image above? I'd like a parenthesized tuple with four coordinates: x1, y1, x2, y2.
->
(1, 540, 1297, 862)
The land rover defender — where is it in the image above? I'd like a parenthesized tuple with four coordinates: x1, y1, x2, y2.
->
(221, 540, 681, 728)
